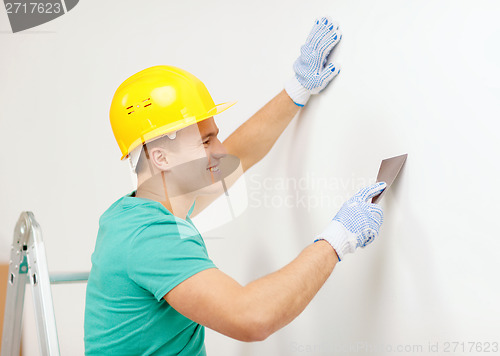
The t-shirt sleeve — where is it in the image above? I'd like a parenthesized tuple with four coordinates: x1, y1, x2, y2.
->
(127, 217, 217, 301)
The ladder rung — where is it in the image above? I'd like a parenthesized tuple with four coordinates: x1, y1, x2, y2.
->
(47, 272, 90, 284)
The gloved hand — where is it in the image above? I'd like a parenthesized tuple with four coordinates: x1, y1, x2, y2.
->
(285, 16, 342, 107)
(315, 182, 386, 261)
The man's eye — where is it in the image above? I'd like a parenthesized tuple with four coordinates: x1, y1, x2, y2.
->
(203, 139, 210, 145)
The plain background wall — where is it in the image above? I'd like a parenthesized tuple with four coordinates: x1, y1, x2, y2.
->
(1, 0, 500, 355)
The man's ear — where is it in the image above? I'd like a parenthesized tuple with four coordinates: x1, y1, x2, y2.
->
(149, 147, 169, 170)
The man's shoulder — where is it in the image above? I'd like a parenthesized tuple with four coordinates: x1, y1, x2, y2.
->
(100, 193, 168, 223)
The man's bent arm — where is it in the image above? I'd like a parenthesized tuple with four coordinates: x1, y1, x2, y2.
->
(164, 240, 338, 342)
(223, 90, 300, 172)
(241, 240, 339, 339)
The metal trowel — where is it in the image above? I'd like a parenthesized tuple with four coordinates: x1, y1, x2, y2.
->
(371, 154, 408, 204)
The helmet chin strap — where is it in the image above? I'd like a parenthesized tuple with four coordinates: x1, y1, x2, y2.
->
(160, 171, 169, 203)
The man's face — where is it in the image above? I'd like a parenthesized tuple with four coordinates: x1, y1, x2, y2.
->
(197, 116, 227, 174)
(157, 117, 229, 196)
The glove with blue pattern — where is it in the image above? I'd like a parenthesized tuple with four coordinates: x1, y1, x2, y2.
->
(315, 182, 386, 261)
(285, 16, 342, 107)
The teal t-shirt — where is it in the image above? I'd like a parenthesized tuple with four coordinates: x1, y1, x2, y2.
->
(84, 192, 217, 355)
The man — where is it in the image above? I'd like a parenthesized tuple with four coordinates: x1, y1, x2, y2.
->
(84, 16, 386, 355)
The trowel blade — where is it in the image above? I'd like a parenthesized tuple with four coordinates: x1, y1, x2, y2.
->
(372, 154, 408, 204)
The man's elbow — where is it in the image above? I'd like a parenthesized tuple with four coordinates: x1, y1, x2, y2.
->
(238, 309, 273, 342)
(249, 321, 272, 342)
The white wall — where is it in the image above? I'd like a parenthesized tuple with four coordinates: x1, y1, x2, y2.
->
(1, 0, 500, 355)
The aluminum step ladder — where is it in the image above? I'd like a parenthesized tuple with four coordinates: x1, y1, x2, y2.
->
(1, 212, 89, 356)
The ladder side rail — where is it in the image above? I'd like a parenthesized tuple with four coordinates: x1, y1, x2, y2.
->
(26, 212, 60, 356)
(1, 212, 31, 356)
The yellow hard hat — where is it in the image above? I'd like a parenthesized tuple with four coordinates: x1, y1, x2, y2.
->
(110, 65, 236, 160)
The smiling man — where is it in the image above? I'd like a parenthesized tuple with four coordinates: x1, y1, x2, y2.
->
(84, 17, 386, 356)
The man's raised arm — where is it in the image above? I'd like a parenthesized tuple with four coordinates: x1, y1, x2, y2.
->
(224, 16, 342, 172)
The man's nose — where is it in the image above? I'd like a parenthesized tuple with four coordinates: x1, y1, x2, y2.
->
(208, 139, 227, 163)
(213, 138, 227, 156)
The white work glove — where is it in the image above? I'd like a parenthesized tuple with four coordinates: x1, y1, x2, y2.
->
(315, 182, 386, 261)
(285, 16, 342, 107)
